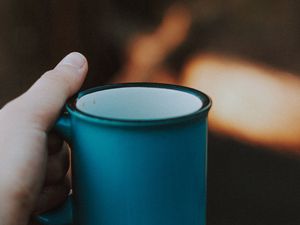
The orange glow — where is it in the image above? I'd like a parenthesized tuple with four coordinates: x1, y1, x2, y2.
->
(112, 3, 300, 153)
(181, 53, 300, 152)
(115, 3, 191, 83)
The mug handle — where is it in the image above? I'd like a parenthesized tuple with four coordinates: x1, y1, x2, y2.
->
(35, 113, 73, 225)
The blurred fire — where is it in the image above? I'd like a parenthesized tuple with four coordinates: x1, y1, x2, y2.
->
(115, 3, 191, 84)
(182, 53, 300, 152)
(114, 3, 300, 153)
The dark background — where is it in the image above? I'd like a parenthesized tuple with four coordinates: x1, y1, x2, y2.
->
(0, 0, 299, 224)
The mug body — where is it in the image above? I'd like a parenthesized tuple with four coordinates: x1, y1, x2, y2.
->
(66, 83, 211, 225)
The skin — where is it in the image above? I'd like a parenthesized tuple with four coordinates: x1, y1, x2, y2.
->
(0, 52, 88, 225)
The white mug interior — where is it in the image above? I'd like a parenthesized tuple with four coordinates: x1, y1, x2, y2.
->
(76, 87, 203, 120)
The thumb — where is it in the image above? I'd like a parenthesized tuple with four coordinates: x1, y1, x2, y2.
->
(3, 52, 88, 131)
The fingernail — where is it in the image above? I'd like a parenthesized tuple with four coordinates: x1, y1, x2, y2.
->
(58, 52, 86, 69)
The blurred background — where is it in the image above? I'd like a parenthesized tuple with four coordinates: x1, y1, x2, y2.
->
(0, 0, 300, 224)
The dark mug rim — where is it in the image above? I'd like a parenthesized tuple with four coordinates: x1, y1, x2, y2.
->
(66, 83, 212, 126)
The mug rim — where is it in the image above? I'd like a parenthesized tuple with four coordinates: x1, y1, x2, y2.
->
(66, 83, 212, 126)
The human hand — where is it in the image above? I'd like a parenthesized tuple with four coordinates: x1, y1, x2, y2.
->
(0, 52, 88, 225)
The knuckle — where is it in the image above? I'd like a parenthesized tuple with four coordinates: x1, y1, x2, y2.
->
(1, 95, 24, 112)
(46, 148, 70, 185)
(41, 68, 75, 96)
(0, 97, 30, 123)
(34, 178, 70, 213)
(48, 132, 64, 154)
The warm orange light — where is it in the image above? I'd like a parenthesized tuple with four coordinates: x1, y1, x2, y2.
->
(111, 2, 300, 153)
(114, 3, 191, 83)
(182, 53, 300, 152)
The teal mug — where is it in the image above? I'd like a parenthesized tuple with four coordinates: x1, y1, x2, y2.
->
(37, 83, 211, 225)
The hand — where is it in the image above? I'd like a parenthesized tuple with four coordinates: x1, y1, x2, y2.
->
(0, 52, 88, 225)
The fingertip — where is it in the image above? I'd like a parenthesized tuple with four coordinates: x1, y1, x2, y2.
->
(56, 52, 87, 71)
(2, 52, 89, 132)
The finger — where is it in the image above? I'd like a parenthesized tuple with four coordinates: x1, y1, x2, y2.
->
(3, 52, 88, 131)
(45, 143, 70, 185)
(33, 176, 71, 214)
(47, 132, 64, 155)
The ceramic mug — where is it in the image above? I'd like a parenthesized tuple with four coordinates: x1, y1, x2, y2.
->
(37, 83, 211, 225)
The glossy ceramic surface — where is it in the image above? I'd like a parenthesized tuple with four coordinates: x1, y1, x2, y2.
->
(37, 83, 211, 225)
